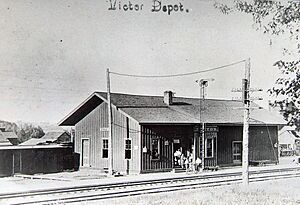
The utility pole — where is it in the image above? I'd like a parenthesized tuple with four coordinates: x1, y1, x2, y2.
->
(197, 78, 214, 171)
(242, 58, 251, 186)
(201, 83, 205, 171)
(231, 58, 263, 185)
(106, 68, 113, 175)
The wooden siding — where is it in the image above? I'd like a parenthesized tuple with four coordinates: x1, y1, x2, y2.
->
(75, 101, 141, 174)
(141, 125, 193, 172)
(75, 105, 279, 173)
(249, 126, 278, 162)
(0, 147, 74, 177)
(140, 124, 278, 170)
(112, 107, 141, 174)
(217, 125, 278, 166)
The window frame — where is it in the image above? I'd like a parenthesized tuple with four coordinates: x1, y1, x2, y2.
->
(205, 138, 214, 158)
(102, 139, 109, 159)
(232, 141, 242, 162)
(124, 138, 132, 160)
(151, 138, 160, 160)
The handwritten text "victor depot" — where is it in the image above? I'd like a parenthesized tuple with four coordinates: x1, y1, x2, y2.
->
(108, 0, 190, 15)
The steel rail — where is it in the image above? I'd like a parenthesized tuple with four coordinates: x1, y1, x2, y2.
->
(0, 172, 239, 199)
(9, 171, 300, 205)
(0, 166, 299, 200)
(1, 167, 300, 205)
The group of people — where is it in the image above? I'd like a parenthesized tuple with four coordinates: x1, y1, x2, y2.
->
(174, 149, 202, 172)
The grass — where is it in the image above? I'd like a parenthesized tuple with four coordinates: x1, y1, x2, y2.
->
(95, 177, 300, 205)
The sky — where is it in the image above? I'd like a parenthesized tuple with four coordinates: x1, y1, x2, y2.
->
(0, 0, 285, 124)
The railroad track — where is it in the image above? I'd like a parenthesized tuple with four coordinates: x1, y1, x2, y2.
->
(1, 167, 300, 205)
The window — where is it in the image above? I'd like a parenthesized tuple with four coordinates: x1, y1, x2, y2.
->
(232, 141, 242, 162)
(125, 139, 132, 159)
(151, 139, 160, 160)
(102, 139, 108, 158)
(205, 138, 214, 158)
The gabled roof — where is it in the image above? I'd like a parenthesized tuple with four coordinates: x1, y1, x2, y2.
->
(1, 131, 18, 139)
(0, 131, 8, 143)
(19, 138, 42, 146)
(0, 130, 17, 145)
(59, 91, 286, 126)
(41, 131, 70, 142)
(19, 131, 70, 146)
(279, 126, 300, 139)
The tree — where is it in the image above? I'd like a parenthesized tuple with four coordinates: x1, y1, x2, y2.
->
(31, 126, 45, 138)
(17, 123, 45, 143)
(214, 0, 300, 130)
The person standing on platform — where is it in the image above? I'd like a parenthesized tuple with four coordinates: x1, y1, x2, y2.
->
(174, 149, 182, 167)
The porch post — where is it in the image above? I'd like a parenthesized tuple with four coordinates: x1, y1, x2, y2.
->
(171, 141, 174, 169)
(193, 130, 196, 170)
(12, 152, 15, 176)
(202, 122, 205, 170)
(20, 151, 22, 173)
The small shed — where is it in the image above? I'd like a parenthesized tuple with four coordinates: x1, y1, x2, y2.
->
(0, 129, 18, 146)
(279, 126, 300, 156)
(0, 145, 77, 177)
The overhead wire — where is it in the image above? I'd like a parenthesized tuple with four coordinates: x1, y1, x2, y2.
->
(110, 59, 246, 78)
(0, 59, 247, 122)
(113, 123, 141, 134)
(0, 59, 246, 93)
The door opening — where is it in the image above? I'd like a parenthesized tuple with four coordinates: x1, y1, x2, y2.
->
(81, 139, 90, 167)
(173, 139, 182, 167)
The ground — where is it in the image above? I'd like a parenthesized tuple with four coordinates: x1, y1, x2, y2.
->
(95, 177, 300, 205)
(0, 156, 299, 204)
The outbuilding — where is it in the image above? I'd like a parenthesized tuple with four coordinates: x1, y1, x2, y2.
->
(278, 126, 300, 156)
(0, 145, 75, 177)
(0, 128, 18, 146)
(19, 131, 71, 146)
(59, 91, 285, 174)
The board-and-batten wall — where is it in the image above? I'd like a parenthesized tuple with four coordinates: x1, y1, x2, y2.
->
(141, 125, 194, 172)
(75, 101, 141, 174)
(217, 125, 278, 166)
(141, 126, 173, 172)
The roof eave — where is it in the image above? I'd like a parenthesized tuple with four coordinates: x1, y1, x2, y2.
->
(58, 92, 103, 126)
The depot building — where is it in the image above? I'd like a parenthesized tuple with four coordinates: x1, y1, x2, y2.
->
(59, 91, 285, 174)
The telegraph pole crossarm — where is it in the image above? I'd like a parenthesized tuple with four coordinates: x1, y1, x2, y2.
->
(242, 58, 251, 186)
(231, 58, 263, 186)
